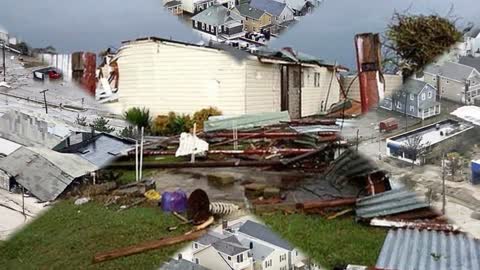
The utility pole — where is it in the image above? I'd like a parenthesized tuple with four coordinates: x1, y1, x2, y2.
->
(2, 41, 6, 82)
(442, 153, 446, 215)
(22, 186, 25, 217)
(404, 91, 408, 132)
(40, 89, 49, 114)
(139, 126, 144, 180)
(465, 80, 470, 105)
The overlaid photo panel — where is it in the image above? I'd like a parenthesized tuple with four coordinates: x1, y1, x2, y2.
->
(1, 1, 479, 270)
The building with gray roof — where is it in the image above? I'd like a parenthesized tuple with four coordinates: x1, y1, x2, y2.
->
(58, 133, 135, 168)
(381, 79, 441, 119)
(159, 259, 211, 270)
(423, 61, 480, 104)
(249, 0, 294, 26)
(0, 146, 97, 201)
(211, 235, 249, 256)
(376, 228, 480, 270)
(238, 220, 293, 250)
(459, 56, 480, 73)
(191, 5, 245, 41)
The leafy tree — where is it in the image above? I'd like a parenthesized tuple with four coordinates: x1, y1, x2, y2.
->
(384, 11, 462, 79)
(90, 117, 115, 133)
(123, 107, 152, 131)
(117, 126, 137, 139)
(446, 152, 463, 182)
(192, 107, 222, 130)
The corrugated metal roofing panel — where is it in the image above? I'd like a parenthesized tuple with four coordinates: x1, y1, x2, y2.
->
(0, 147, 97, 201)
(356, 189, 430, 219)
(376, 228, 480, 270)
(204, 111, 290, 132)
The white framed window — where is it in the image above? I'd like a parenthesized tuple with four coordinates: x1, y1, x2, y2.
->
(428, 91, 432, 98)
(421, 93, 426, 100)
(202, 23, 205, 30)
(396, 102, 402, 109)
(410, 94, 414, 100)
(410, 105, 414, 112)
(195, 258, 199, 264)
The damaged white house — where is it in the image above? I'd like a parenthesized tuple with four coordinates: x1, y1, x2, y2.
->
(101, 37, 348, 119)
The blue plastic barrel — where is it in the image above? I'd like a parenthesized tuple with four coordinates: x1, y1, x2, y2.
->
(472, 160, 480, 185)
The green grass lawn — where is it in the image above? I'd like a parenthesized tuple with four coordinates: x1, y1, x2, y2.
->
(260, 213, 388, 269)
(0, 200, 188, 270)
(0, 200, 387, 270)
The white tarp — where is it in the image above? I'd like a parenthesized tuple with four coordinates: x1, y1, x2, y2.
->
(451, 106, 480, 126)
(175, 133, 209, 157)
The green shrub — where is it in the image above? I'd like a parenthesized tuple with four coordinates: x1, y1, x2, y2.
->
(123, 107, 152, 131)
(193, 107, 222, 130)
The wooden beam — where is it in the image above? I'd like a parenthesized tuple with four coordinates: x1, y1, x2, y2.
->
(93, 229, 207, 263)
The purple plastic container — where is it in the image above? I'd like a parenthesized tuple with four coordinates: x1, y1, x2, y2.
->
(161, 190, 187, 212)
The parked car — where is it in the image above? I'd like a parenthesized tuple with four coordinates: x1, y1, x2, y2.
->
(33, 67, 62, 81)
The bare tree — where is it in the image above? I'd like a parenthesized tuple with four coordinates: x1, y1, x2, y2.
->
(400, 135, 430, 167)
(446, 152, 463, 182)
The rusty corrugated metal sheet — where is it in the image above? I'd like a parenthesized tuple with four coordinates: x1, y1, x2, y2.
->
(354, 33, 383, 114)
(71, 51, 96, 96)
(376, 228, 480, 270)
(81, 52, 96, 96)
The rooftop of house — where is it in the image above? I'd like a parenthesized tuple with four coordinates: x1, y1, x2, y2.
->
(196, 230, 229, 246)
(465, 27, 480, 38)
(459, 56, 480, 73)
(239, 238, 274, 261)
(164, 0, 182, 8)
(282, 0, 311, 11)
(234, 3, 266, 20)
(250, 0, 288, 17)
(192, 5, 244, 26)
(58, 132, 136, 168)
(211, 235, 249, 256)
(424, 61, 477, 82)
(395, 79, 433, 95)
(238, 220, 293, 250)
(159, 259, 211, 270)
(387, 119, 474, 147)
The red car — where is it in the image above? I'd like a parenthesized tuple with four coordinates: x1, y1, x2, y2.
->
(33, 67, 62, 81)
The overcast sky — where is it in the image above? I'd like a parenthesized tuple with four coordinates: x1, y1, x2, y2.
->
(0, 0, 478, 69)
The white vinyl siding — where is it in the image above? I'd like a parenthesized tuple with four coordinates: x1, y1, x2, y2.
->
(244, 60, 282, 114)
(115, 40, 247, 116)
(301, 66, 341, 117)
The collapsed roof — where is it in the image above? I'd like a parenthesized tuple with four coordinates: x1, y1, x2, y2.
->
(0, 146, 98, 201)
(116, 36, 348, 70)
